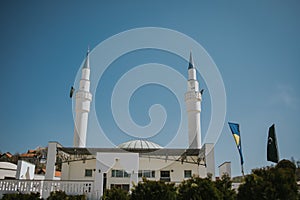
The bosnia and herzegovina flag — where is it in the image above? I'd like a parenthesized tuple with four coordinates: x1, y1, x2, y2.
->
(228, 122, 244, 165)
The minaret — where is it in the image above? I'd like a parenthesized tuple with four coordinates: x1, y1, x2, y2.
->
(185, 52, 202, 149)
(73, 49, 92, 147)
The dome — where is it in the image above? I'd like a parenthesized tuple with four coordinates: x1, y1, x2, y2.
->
(0, 162, 17, 170)
(118, 139, 162, 150)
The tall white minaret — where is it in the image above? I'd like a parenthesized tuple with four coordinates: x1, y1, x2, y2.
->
(73, 49, 92, 147)
(185, 52, 202, 149)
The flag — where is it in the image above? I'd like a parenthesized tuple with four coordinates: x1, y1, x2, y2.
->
(228, 122, 244, 165)
(267, 124, 279, 163)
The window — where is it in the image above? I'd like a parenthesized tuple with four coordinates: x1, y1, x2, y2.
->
(85, 169, 93, 177)
(144, 170, 150, 177)
(152, 170, 155, 178)
(111, 169, 131, 178)
(115, 170, 123, 177)
(184, 170, 192, 178)
(138, 170, 155, 178)
(160, 170, 170, 182)
(111, 184, 130, 191)
(124, 171, 130, 177)
(138, 170, 142, 177)
(160, 170, 170, 178)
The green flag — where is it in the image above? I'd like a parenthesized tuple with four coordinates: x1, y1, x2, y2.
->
(267, 124, 279, 163)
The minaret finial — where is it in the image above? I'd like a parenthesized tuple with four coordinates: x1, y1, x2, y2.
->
(188, 51, 194, 69)
(83, 47, 90, 69)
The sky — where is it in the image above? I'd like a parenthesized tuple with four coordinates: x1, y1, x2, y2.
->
(0, 1, 299, 177)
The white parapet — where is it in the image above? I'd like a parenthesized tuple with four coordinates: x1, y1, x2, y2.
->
(16, 160, 35, 180)
(0, 179, 93, 199)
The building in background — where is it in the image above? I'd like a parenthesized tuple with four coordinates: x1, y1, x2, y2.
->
(218, 161, 231, 178)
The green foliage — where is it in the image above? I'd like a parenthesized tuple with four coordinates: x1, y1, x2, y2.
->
(47, 190, 67, 200)
(102, 187, 129, 200)
(101, 175, 235, 200)
(1, 192, 40, 200)
(177, 176, 222, 200)
(237, 160, 299, 200)
(67, 195, 86, 200)
(296, 168, 300, 181)
(276, 159, 296, 172)
(131, 179, 176, 200)
(215, 174, 236, 200)
(46, 190, 86, 200)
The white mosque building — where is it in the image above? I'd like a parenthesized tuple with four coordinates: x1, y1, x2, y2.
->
(0, 51, 216, 199)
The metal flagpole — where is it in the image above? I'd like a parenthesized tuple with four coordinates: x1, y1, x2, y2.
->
(241, 164, 245, 177)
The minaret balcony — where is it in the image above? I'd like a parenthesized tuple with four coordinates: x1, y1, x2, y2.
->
(75, 91, 92, 101)
(185, 91, 201, 101)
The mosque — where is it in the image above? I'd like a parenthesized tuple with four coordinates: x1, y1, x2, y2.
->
(42, 50, 216, 199)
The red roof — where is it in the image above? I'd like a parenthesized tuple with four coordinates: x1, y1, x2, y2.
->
(19, 153, 36, 158)
(55, 171, 61, 177)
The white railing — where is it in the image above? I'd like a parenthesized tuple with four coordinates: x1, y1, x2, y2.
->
(0, 179, 94, 199)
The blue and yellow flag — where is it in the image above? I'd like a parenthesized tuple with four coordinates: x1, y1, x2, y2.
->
(228, 122, 244, 165)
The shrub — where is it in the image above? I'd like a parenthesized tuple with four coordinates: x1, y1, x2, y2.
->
(1, 192, 40, 200)
(177, 176, 221, 200)
(102, 187, 129, 200)
(46, 190, 86, 200)
(131, 178, 176, 200)
(237, 160, 298, 200)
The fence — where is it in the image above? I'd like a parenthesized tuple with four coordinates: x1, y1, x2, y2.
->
(0, 179, 94, 199)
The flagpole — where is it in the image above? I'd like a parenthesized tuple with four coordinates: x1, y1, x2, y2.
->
(241, 163, 245, 177)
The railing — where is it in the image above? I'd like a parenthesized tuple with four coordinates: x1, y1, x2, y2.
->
(0, 179, 93, 199)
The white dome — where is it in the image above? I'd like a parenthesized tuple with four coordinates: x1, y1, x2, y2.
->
(118, 139, 162, 150)
(0, 162, 17, 170)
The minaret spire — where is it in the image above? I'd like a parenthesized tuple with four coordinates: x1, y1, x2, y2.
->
(185, 52, 202, 149)
(83, 48, 90, 69)
(73, 48, 93, 147)
(188, 51, 197, 81)
(188, 51, 194, 69)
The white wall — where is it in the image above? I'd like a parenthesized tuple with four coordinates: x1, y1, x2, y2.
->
(16, 160, 35, 180)
(218, 162, 231, 178)
(62, 154, 209, 184)
(61, 159, 96, 180)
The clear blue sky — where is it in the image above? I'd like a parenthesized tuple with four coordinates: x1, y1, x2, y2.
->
(0, 1, 299, 177)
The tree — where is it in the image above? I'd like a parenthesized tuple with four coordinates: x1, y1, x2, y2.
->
(215, 174, 236, 200)
(274, 160, 298, 200)
(47, 190, 86, 200)
(237, 160, 298, 200)
(177, 176, 221, 200)
(131, 178, 176, 200)
(1, 192, 40, 200)
(102, 187, 129, 200)
(47, 191, 67, 200)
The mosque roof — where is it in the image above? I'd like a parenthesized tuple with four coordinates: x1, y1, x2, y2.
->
(0, 162, 17, 170)
(118, 139, 162, 150)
